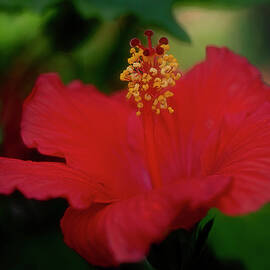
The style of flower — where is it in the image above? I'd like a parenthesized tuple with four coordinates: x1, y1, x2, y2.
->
(1, 30, 270, 266)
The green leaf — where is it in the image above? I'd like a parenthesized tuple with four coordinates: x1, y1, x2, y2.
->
(0, 0, 60, 12)
(0, 0, 61, 12)
(73, 0, 190, 42)
(8, 232, 91, 270)
(0, 0, 190, 42)
(194, 218, 214, 257)
(208, 204, 270, 270)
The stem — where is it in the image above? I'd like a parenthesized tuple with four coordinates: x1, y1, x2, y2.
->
(141, 259, 156, 270)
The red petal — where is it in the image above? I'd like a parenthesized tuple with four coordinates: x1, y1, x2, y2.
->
(142, 47, 270, 214)
(21, 74, 150, 200)
(61, 175, 231, 266)
(155, 47, 268, 182)
(174, 46, 268, 142)
(202, 102, 270, 214)
(0, 158, 112, 208)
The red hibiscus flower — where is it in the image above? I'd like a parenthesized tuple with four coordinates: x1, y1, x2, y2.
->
(1, 31, 270, 266)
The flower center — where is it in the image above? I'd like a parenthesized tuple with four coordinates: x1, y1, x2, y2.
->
(120, 30, 181, 116)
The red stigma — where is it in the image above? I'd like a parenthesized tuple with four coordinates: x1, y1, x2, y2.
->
(159, 37, 168, 45)
(156, 46, 164, 55)
(144, 30, 154, 37)
(143, 49, 150, 56)
(129, 31, 168, 57)
(130, 38, 141, 47)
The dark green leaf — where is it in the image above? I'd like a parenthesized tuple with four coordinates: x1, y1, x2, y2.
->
(44, 1, 100, 52)
(209, 205, 270, 270)
(194, 218, 214, 257)
(0, 0, 61, 12)
(73, 0, 190, 42)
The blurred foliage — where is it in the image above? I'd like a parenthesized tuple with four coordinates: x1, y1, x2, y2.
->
(146, 219, 245, 270)
(208, 204, 270, 270)
(177, 0, 270, 7)
(0, 12, 44, 72)
(73, 0, 190, 42)
(0, 194, 91, 270)
(0, 0, 190, 42)
(100, 220, 245, 270)
(44, 2, 100, 52)
(0, 0, 61, 12)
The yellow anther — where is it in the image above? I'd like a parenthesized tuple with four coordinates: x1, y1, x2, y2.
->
(153, 98, 158, 106)
(133, 91, 140, 97)
(164, 91, 174, 98)
(161, 80, 168, 88)
(156, 108, 160, 115)
(160, 103, 168, 109)
(167, 78, 175, 86)
(142, 84, 149, 90)
(153, 82, 161, 88)
(136, 111, 141, 116)
(120, 70, 129, 79)
(142, 73, 148, 83)
(133, 62, 141, 68)
(175, 73, 181, 80)
(158, 95, 165, 102)
(128, 82, 135, 88)
(137, 102, 144, 108)
(134, 84, 140, 91)
(127, 66, 133, 73)
(160, 100, 166, 105)
(158, 58, 163, 64)
(159, 60, 167, 68)
(164, 44, 170, 51)
(128, 57, 134, 64)
(170, 62, 178, 68)
(135, 96, 142, 102)
(142, 73, 152, 83)
(153, 78, 162, 88)
(144, 93, 151, 101)
(163, 55, 169, 61)
(161, 66, 171, 75)
(126, 92, 132, 99)
(131, 73, 141, 81)
(150, 67, 158, 76)
(168, 107, 174, 114)
(130, 48, 136, 54)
